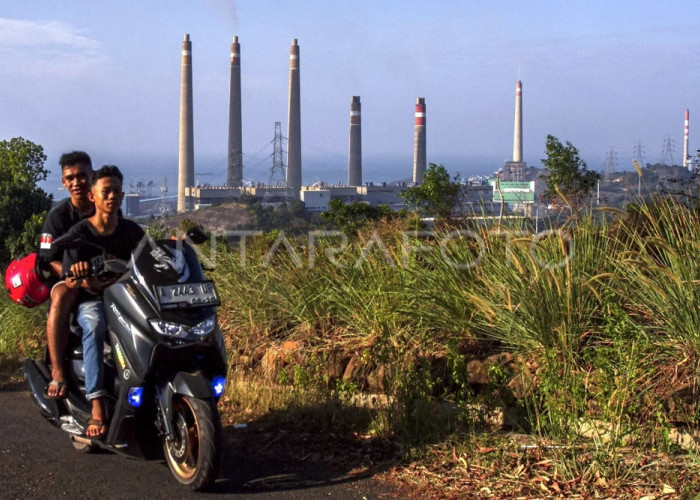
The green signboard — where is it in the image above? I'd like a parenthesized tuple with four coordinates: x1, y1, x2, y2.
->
(489, 180, 535, 203)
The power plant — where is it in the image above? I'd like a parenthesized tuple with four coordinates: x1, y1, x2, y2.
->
(170, 35, 692, 216)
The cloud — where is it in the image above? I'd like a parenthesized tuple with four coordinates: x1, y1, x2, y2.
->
(0, 18, 99, 49)
(0, 18, 105, 80)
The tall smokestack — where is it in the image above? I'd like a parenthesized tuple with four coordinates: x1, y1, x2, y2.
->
(513, 80, 523, 163)
(227, 36, 243, 187)
(286, 39, 301, 197)
(412, 97, 426, 184)
(177, 34, 194, 212)
(683, 109, 690, 168)
(348, 96, 362, 186)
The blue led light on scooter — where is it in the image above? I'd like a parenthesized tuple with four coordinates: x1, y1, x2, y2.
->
(211, 376, 226, 398)
(127, 387, 144, 407)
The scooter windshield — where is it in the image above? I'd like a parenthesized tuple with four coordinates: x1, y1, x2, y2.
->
(131, 240, 220, 310)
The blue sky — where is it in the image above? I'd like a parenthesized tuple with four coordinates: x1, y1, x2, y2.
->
(1, 1, 699, 194)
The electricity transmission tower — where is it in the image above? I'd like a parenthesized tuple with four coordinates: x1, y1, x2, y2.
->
(269, 122, 286, 186)
(604, 146, 617, 183)
(659, 135, 675, 166)
(632, 141, 646, 169)
(159, 177, 169, 215)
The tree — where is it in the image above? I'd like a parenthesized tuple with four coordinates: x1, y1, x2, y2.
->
(0, 137, 52, 263)
(541, 135, 599, 210)
(400, 163, 461, 221)
(321, 199, 393, 236)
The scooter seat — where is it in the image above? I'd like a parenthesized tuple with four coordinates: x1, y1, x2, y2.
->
(69, 342, 112, 359)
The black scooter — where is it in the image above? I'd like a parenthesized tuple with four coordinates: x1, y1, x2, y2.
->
(23, 230, 227, 491)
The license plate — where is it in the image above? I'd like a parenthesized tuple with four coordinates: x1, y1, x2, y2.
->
(155, 281, 220, 309)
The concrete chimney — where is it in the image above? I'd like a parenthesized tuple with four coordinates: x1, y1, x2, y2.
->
(683, 109, 690, 168)
(177, 34, 194, 212)
(286, 39, 301, 198)
(412, 97, 426, 184)
(227, 36, 243, 187)
(513, 80, 523, 163)
(348, 96, 362, 186)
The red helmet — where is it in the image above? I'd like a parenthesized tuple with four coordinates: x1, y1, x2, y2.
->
(4, 253, 51, 308)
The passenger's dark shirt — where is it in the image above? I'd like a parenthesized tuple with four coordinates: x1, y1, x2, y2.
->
(39, 198, 95, 264)
(62, 218, 145, 297)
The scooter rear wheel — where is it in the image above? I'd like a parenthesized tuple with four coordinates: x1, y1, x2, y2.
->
(163, 395, 221, 491)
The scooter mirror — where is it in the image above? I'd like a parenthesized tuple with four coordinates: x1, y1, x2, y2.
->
(186, 226, 208, 245)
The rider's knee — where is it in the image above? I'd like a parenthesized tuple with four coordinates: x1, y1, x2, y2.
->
(50, 283, 79, 308)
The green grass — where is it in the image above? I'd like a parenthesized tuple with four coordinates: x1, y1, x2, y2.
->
(4, 197, 700, 493)
(0, 292, 45, 359)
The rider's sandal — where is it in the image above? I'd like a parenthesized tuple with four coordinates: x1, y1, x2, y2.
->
(45, 380, 68, 399)
(86, 419, 107, 439)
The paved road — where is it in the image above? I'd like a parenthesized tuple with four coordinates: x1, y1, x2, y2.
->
(1, 382, 399, 499)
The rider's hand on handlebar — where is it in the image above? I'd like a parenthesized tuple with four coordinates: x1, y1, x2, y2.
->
(65, 260, 118, 291)
(65, 261, 90, 289)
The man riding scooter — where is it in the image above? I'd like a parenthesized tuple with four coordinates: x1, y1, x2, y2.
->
(39, 151, 94, 399)
(60, 165, 144, 437)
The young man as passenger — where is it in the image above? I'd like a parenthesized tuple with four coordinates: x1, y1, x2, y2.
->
(39, 151, 94, 398)
(63, 165, 145, 438)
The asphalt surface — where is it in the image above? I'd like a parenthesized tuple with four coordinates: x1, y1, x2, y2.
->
(1, 382, 400, 499)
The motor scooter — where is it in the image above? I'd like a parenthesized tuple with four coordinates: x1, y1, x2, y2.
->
(23, 230, 227, 491)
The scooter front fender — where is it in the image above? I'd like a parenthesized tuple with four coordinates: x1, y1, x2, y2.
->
(157, 371, 215, 438)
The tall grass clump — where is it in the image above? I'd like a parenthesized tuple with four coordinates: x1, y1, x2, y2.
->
(613, 198, 700, 424)
(462, 216, 620, 438)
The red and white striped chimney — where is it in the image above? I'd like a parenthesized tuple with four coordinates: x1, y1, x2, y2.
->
(412, 98, 426, 184)
(683, 109, 690, 168)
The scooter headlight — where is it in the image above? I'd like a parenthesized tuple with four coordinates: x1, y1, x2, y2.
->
(149, 315, 216, 338)
(190, 316, 216, 336)
(149, 319, 188, 338)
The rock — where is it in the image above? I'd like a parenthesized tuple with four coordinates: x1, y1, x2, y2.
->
(467, 359, 489, 384)
(668, 428, 700, 452)
(343, 356, 362, 382)
(367, 364, 388, 392)
(325, 351, 346, 380)
(578, 419, 613, 442)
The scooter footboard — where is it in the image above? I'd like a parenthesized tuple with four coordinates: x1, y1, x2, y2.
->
(22, 358, 61, 426)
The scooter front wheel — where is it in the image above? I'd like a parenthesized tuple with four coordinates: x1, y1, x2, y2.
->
(163, 395, 222, 491)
